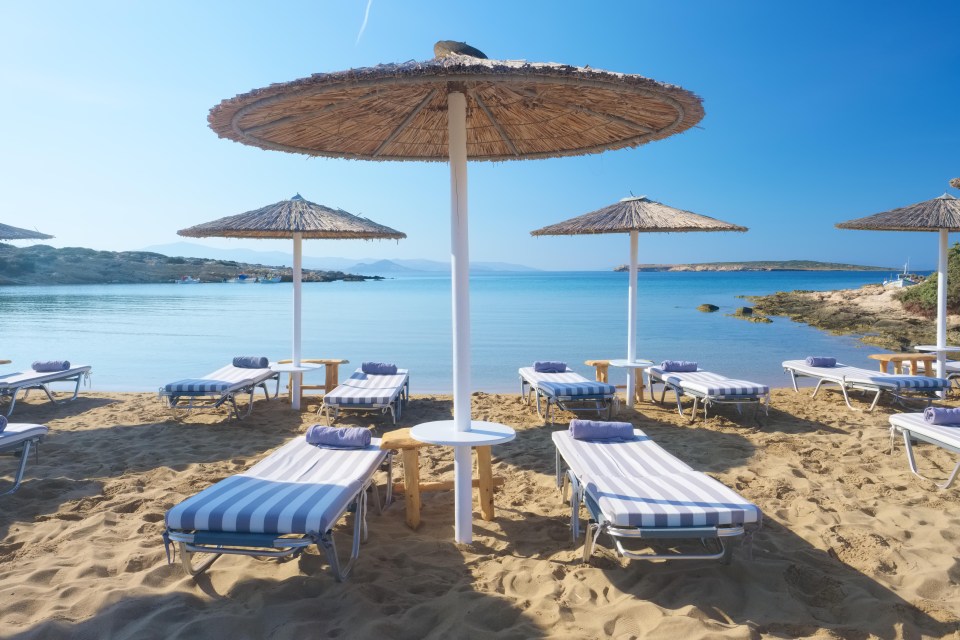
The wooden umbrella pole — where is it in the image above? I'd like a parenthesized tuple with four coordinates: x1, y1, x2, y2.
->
(292, 233, 303, 410)
(449, 90, 473, 544)
(626, 230, 638, 408)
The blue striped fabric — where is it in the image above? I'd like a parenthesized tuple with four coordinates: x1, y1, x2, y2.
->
(0, 365, 91, 390)
(166, 436, 386, 535)
(0, 423, 48, 451)
(649, 368, 768, 396)
(164, 379, 238, 394)
(782, 360, 949, 391)
(553, 429, 693, 477)
(324, 369, 408, 407)
(520, 367, 615, 398)
(890, 413, 960, 450)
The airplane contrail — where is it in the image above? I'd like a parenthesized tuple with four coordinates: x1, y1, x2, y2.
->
(356, 0, 373, 44)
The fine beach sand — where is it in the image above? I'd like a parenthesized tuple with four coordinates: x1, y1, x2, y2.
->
(3, 385, 960, 639)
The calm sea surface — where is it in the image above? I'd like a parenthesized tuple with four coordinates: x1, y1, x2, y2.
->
(0, 271, 913, 393)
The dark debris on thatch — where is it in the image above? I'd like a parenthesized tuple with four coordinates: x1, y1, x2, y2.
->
(530, 196, 747, 236)
(836, 194, 960, 232)
(0, 222, 53, 241)
(178, 195, 405, 240)
(208, 42, 704, 163)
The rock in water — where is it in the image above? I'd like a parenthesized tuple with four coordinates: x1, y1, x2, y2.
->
(697, 304, 720, 312)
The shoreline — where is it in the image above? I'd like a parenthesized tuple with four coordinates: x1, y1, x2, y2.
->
(2, 390, 959, 637)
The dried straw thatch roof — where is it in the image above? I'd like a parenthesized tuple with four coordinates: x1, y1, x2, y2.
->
(950, 177, 960, 190)
(530, 196, 747, 236)
(836, 194, 960, 232)
(0, 222, 53, 241)
(208, 41, 704, 162)
(178, 195, 405, 240)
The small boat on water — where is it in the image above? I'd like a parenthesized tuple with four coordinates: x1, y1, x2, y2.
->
(883, 262, 921, 288)
(175, 276, 200, 284)
(228, 274, 257, 283)
(259, 274, 282, 284)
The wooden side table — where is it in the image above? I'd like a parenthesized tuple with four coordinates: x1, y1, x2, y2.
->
(379, 427, 507, 531)
(277, 358, 348, 406)
(585, 359, 650, 404)
(867, 353, 936, 376)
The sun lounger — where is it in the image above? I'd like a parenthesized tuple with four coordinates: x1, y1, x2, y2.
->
(321, 368, 409, 424)
(0, 365, 91, 417)
(782, 359, 949, 411)
(648, 366, 770, 422)
(164, 435, 392, 581)
(552, 427, 761, 563)
(159, 363, 280, 420)
(519, 366, 618, 422)
(0, 423, 48, 496)
(889, 413, 960, 489)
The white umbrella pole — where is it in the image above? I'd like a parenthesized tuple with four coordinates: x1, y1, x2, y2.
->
(449, 91, 473, 544)
(292, 233, 303, 410)
(937, 229, 948, 384)
(626, 230, 638, 408)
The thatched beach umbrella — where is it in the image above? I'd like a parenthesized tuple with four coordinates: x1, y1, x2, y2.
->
(178, 195, 405, 409)
(0, 223, 52, 241)
(837, 188, 960, 379)
(532, 196, 747, 407)
(208, 40, 704, 543)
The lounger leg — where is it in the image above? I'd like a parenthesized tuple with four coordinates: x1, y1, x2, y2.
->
(838, 385, 860, 411)
(672, 386, 684, 417)
(583, 522, 601, 563)
(867, 389, 882, 412)
(810, 378, 825, 398)
(178, 542, 221, 576)
(39, 384, 57, 404)
(0, 439, 34, 496)
(901, 431, 960, 489)
(788, 369, 800, 393)
(3, 392, 17, 417)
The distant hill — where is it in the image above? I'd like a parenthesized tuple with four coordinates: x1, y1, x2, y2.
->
(613, 260, 892, 272)
(0, 244, 377, 285)
(142, 242, 539, 275)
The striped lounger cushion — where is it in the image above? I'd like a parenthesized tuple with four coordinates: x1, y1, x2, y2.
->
(521, 368, 616, 398)
(0, 423, 48, 450)
(552, 429, 693, 477)
(890, 413, 960, 450)
(166, 437, 386, 536)
(782, 360, 949, 390)
(164, 379, 240, 395)
(651, 369, 769, 396)
(0, 366, 91, 388)
(324, 370, 408, 407)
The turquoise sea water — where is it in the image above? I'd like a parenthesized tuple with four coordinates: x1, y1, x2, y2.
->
(0, 271, 914, 393)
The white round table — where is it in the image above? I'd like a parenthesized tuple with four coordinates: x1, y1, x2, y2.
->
(608, 359, 655, 408)
(410, 420, 515, 544)
(913, 345, 960, 398)
(270, 362, 323, 410)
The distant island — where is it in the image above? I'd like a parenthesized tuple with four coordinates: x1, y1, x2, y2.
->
(0, 244, 379, 286)
(613, 260, 891, 272)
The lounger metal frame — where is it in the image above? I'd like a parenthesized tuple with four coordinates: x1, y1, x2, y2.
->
(321, 376, 409, 425)
(165, 453, 393, 582)
(784, 362, 946, 412)
(0, 427, 46, 496)
(554, 449, 748, 564)
(160, 373, 280, 420)
(889, 418, 960, 490)
(0, 367, 91, 417)
(648, 369, 770, 423)
(519, 372, 617, 423)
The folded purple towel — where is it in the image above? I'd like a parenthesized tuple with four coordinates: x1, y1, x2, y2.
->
(305, 424, 372, 448)
(923, 407, 960, 426)
(0, 415, 6, 433)
(569, 419, 635, 440)
(362, 362, 398, 376)
(660, 360, 698, 373)
(232, 356, 268, 369)
(534, 361, 567, 373)
(805, 356, 836, 367)
(32, 360, 70, 372)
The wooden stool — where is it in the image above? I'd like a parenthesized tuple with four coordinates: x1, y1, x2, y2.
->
(379, 428, 504, 530)
(277, 358, 349, 406)
(867, 353, 936, 376)
(585, 359, 645, 404)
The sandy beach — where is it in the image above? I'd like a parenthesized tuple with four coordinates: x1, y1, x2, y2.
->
(2, 384, 960, 640)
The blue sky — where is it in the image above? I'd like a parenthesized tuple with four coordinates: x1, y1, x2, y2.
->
(1, 1, 957, 270)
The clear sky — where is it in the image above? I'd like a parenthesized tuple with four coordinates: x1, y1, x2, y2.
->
(1, 1, 958, 271)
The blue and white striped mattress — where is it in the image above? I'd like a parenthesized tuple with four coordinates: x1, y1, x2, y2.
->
(553, 429, 760, 528)
(163, 365, 273, 396)
(0, 423, 48, 451)
(519, 367, 616, 398)
(324, 369, 408, 407)
(0, 366, 91, 390)
(649, 367, 769, 397)
(782, 360, 949, 390)
(890, 413, 960, 450)
(166, 436, 386, 535)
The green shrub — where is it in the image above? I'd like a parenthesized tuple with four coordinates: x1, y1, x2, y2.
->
(896, 242, 960, 318)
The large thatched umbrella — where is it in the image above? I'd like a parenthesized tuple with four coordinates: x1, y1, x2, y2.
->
(0, 223, 52, 241)
(207, 40, 704, 543)
(837, 187, 960, 380)
(532, 196, 746, 407)
(178, 195, 405, 409)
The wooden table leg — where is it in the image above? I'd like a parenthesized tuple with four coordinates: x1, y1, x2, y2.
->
(325, 363, 341, 394)
(401, 448, 421, 529)
(924, 360, 933, 376)
(475, 446, 494, 521)
(894, 363, 903, 375)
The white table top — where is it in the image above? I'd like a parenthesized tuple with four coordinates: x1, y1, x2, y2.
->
(410, 420, 516, 447)
(914, 345, 960, 353)
(608, 359, 654, 368)
(269, 362, 324, 373)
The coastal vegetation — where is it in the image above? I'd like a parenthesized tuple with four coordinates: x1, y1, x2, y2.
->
(894, 242, 960, 318)
(0, 244, 376, 285)
(613, 260, 890, 272)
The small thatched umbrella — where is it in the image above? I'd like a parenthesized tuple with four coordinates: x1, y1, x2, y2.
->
(207, 40, 703, 544)
(178, 195, 405, 409)
(532, 196, 747, 406)
(0, 223, 52, 241)
(837, 187, 960, 380)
